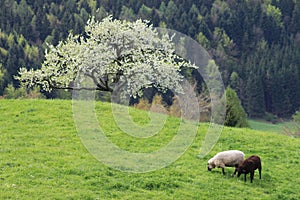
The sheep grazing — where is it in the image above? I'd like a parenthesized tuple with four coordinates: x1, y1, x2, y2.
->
(207, 150, 245, 176)
(237, 155, 262, 183)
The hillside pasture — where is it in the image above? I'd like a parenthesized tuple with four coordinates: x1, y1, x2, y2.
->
(0, 100, 299, 199)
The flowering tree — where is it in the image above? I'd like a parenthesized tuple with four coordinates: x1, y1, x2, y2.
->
(17, 16, 196, 97)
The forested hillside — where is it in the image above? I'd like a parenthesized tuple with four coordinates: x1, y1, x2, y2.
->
(0, 0, 299, 118)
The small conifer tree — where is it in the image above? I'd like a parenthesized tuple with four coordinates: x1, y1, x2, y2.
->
(225, 87, 249, 127)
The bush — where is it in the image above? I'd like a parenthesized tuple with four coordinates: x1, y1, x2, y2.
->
(4, 84, 45, 99)
(150, 95, 168, 115)
(224, 87, 249, 127)
(292, 111, 300, 122)
(4, 84, 26, 99)
(134, 98, 151, 111)
(134, 95, 169, 114)
(169, 96, 181, 118)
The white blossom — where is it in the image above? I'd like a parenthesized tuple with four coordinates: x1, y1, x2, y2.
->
(16, 16, 197, 97)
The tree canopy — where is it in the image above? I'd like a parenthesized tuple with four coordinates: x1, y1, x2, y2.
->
(17, 16, 195, 98)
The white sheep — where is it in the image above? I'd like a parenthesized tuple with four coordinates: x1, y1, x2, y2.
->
(207, 150, 245, 175)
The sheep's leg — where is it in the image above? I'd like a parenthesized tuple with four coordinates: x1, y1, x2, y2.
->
(250, 172, 254, 183)
(222, 167, 225, 175)
(232, 169, 237, 177)
(232, 165, 238, 176)
(258, 167, 262, 179)
(244, 173, 247, 182)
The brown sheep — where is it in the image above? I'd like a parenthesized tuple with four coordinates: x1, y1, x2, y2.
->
(237, 155, 262, 183)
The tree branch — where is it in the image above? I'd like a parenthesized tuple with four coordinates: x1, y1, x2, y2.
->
(83, 69, 113, 92)
(51, 85, 113, 91)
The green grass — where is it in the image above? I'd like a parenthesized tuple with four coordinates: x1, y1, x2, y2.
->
(1, 99, 300, 199)
(249, 119, 299, 135)
(248, 119, 284, 133)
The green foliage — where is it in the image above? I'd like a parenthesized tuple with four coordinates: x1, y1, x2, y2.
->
(0, 63, 6, 93)
(292, 111, 300, 122)
(3, 84, 45, 99)
(0, 100, 300, 199)
(245, 73, 266, 118)
(265, 4, 283, 27)
(0, 0, 299, 116)
(225, 87, 249, 127)
(120, 6, 135, 21)
(196, 32, 210, 49)
(229, 71, 240, 92)
(3, 84, 26, 99)
(291, 0, 300, 34)
(137, 4, 152, 19)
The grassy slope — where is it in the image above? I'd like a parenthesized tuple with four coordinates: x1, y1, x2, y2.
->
(249, 119, 299, 136)
(0, 99, 300, 199)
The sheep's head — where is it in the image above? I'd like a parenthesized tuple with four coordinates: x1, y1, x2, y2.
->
(237, 166, 246, 177)
(207, 159, 215, 171)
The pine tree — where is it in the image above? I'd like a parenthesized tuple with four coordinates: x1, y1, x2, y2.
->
(225, 87, 249, 127)
(0, 63, 7, 95)
(245, 72, 266, 118)
(291, 0, 300, 34)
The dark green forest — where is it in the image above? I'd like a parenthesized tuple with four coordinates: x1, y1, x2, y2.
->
(0, 0, 299, 118)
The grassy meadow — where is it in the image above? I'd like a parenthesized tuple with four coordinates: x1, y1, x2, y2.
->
(0, 99, 300, 199)
(249, 119, 299, 136)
